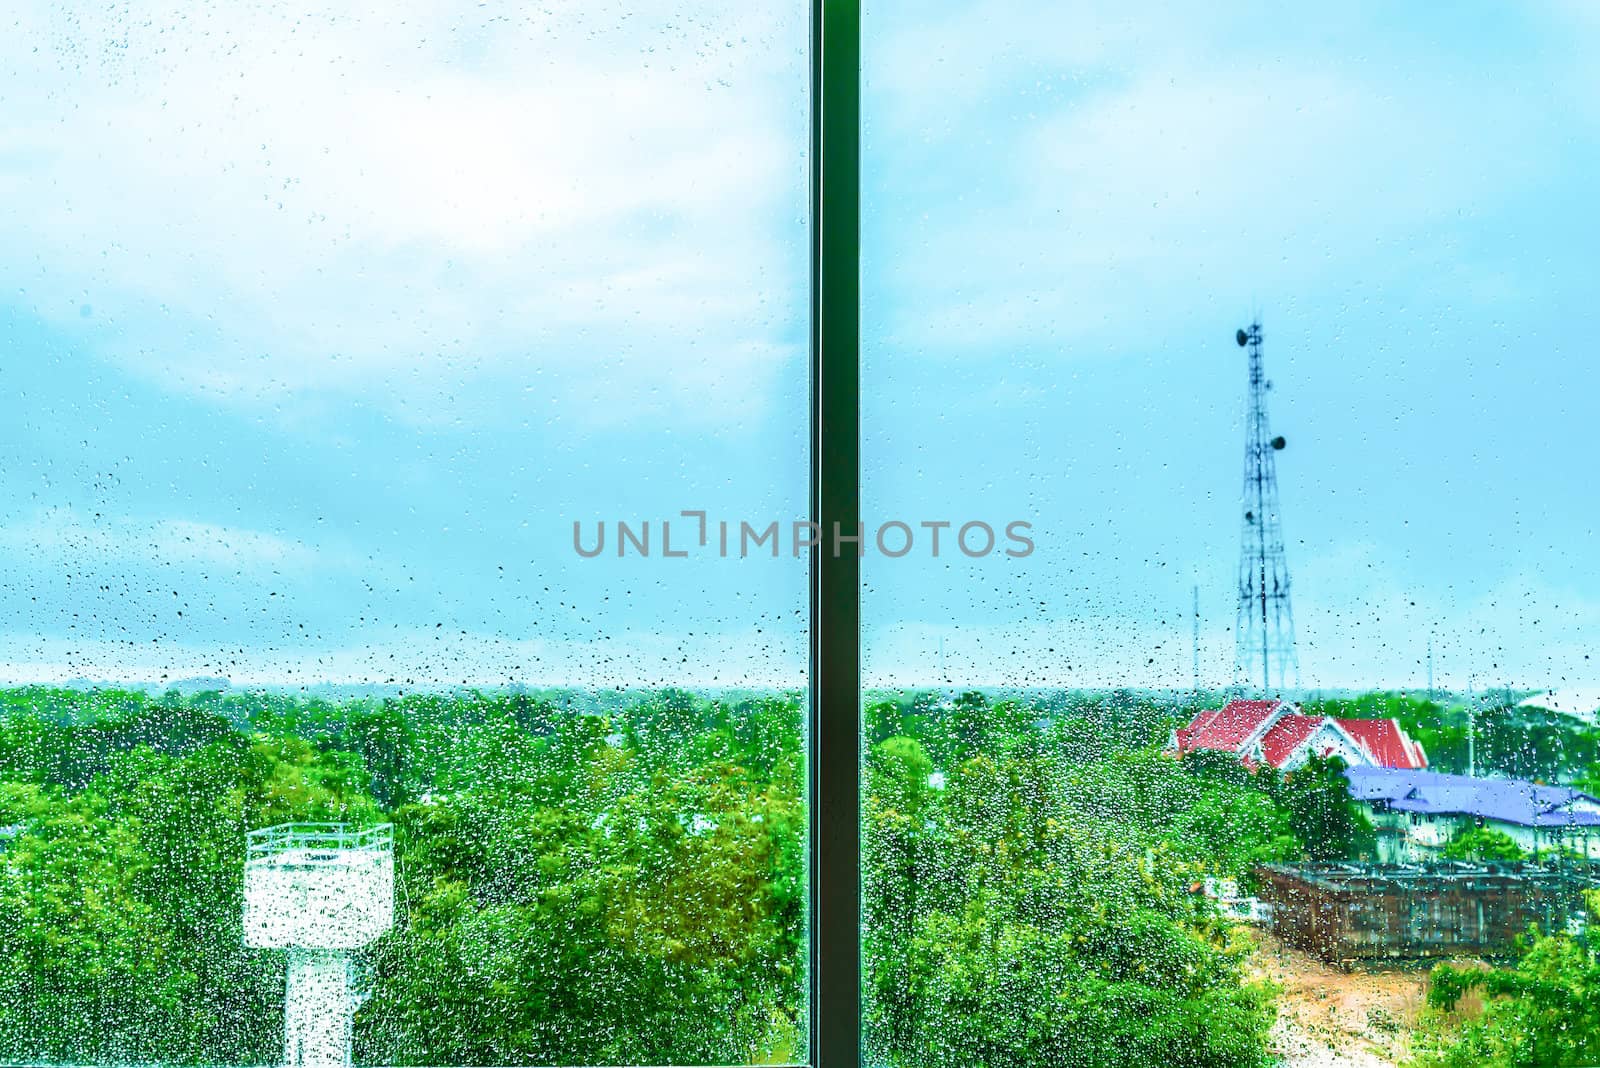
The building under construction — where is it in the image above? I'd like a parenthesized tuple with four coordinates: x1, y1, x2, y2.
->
(1255, 862, 1599, 962)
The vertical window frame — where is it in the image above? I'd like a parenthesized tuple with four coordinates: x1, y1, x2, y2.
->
(809, 1, 862, 1066)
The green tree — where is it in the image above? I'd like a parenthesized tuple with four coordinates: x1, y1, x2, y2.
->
(1416, 893, 1600, 1067)
(1440, 825, 1527, 863)
(1272, 755, 1374, 862)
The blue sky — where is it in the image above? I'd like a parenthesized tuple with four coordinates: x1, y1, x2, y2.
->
(1, 1, 1596, 695)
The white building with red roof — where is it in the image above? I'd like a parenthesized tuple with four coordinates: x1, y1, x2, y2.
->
(1168, 698, 1428, 772)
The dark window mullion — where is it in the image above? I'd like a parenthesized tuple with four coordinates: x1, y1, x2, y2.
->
(809, 0, 861, 1066)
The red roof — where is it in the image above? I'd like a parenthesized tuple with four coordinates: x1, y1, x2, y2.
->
(1335, 717, 1429, 770)
(1173, 699, 1282, 755)
(1258, 713, 1323, 767)
(1172, 701, 1429, 772)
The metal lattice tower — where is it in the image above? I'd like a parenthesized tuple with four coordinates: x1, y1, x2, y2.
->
(1233, 322, 1300, 694)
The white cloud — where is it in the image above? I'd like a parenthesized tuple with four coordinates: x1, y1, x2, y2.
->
(0, 0, 809, 427)
(864, 3, 1581, 360)
(0, 621, 809, 689)
(0, 508, 320, 570)
(1294, 539, 1600, 692)
(863, 616, 1233, 691)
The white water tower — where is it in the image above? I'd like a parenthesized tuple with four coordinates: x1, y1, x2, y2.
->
(243, 823, 395, 1067)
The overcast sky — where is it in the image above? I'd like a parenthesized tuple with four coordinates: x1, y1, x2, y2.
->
(1, 1, 1596, 696)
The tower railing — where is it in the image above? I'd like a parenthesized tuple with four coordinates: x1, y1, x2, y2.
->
(247, 822, 394, 860)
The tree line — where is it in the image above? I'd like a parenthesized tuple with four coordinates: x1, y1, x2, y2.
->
(2, 685, 1589, 1065)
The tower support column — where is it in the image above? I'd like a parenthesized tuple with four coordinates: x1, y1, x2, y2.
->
(284, 948, 355, 1067)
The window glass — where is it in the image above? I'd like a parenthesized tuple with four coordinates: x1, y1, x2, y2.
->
(861, 4, 1600, 1066)
(0, 3, 808, 1065)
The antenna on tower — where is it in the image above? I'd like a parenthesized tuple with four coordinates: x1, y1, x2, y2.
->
(1232, 321, 1300, 695)
(1427, 634, 1435, 702)
(1465, 677, 1478, 779)
(1192, 584, 1201, 695)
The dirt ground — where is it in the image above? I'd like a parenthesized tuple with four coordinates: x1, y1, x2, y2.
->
(1250, 933, 1454, 1068)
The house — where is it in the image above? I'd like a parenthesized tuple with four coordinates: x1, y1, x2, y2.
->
(1345, 765, 1600, 863)
(1168, 698, 1428, 772)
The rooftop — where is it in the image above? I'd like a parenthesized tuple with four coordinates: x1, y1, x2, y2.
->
(1173, 698, 1282, 753)
(1345, 766, 1600, 828)
(1171, 700, 1428, 771)
(1334, 717, 1428, 770)
(1259, 712, 1322, 767)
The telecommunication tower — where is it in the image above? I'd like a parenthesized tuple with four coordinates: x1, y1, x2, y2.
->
(243, 823, 395, 1067)
(1233, 322, 1300, 693)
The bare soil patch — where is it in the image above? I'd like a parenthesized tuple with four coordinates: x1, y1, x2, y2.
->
(1249, 933, 1478, 1067)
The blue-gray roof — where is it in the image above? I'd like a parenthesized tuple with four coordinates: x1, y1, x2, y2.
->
(1345, 766, 1600, 828)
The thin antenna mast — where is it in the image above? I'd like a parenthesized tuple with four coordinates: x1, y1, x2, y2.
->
(1192, 584, 1201, 695)
(1466, 677, 1477, 778)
